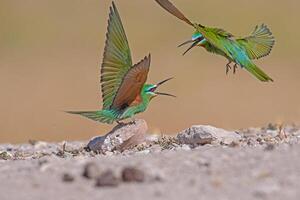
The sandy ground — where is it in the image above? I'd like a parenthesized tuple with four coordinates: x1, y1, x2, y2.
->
(1, 124, 300, 200)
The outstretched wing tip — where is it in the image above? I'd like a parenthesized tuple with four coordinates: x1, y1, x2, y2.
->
(146, 53, 151, 62)
(112, 1, 118, 12)
(138, 54, 151, 68)
(139, 54, 151, 68)
(101, 1, 133, 109)
(154, 0, 193, 26)
(237, 24, 275, 60)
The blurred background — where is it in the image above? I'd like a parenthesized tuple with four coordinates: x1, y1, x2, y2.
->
(0, 0, 299, 143)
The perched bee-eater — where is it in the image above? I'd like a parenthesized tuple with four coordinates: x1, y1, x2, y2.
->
(67, 2, 174, 124)
(155, 0, 275, 82)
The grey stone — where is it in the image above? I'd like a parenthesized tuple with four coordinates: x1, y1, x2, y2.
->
(87, 119, 147, 152)
(121, 167, 145, 183)
(177, 125, 241, 146)
(95, 170, 119, 187)
(82, 162, 101, 179)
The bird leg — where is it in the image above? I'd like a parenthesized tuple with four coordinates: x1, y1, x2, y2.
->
(226, 61, 232, 75)
(233, 64, 238, 74)
(116, 120, 125, 126)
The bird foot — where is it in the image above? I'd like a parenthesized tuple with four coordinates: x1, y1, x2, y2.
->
(226, 62, 239, 75)
(226, 62, 232, 75)
(233, 64, 238, 74)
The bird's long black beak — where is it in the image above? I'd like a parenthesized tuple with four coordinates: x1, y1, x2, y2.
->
(155, 92, 176, 97)
(154, 78, 176, 98)
(157, 77, 173, 86)
(178, 36, 204, 56)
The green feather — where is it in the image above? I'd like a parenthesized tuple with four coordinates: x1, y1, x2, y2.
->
(243, 62, 273, 82)
(236, 24, 275, 60)
(101, 2, 133, 110)
(66, 85, 154, 124)
(195, 25, 235, 60)
(66, 110, 119, 124)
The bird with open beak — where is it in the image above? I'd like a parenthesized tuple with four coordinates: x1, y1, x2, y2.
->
(155, 0, 274, 82)
(67, 2, 175, 124)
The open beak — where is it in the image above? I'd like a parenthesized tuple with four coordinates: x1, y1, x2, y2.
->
(178, 36, 204, 56)
(154, 78, 176, 98)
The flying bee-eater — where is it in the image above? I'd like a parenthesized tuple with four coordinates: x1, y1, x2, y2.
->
(155, 0, 275, 82)
(67, 2, 175, 124)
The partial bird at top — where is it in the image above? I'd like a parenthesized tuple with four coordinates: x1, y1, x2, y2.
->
(67, 1, 175, 124)
(155, 0, 275, 82)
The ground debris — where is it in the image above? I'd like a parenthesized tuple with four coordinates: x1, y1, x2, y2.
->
(238, 123, 300, 146)
(0, 151, 12, 160)
(56, 142, 85, 158)
(0, 124, 298, 162)
(154, 135, 179, 150)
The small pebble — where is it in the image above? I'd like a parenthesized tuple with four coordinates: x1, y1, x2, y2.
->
(256, 137, 262, 143)
(62, 173, 75, 182)
(229, 141, 240, 148)
(82, 162, 101, 179)
(121, 167, 145, 183)
(0, 151, 12, 160)
(95, 170, 119, 187)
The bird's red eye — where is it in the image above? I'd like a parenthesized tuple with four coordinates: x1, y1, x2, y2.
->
(148, 87, 156, 92)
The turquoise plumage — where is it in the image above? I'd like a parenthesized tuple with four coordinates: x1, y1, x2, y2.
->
(155, 0, 275, 82)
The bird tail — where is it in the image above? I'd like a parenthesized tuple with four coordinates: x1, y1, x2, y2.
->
(243, 62, 273, 82)
(66, 110, 118, 124)
(237, 24, 275, 60)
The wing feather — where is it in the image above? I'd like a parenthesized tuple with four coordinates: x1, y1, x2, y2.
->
(101, 2, 133, 109)
(111, 55, 151, 110)
(236, 24, 275, 60)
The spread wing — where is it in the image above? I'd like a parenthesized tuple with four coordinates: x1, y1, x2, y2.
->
(101, 2, 133, 110)
(111, 55, 151, 110)
(236, 24, 275, 60)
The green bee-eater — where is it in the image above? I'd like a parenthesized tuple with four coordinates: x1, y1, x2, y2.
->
(67, 2, 174, 124)
(155, 0, 275, 82)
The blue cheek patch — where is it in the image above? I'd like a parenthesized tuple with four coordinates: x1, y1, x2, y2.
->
(192, 32, 203, 40)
